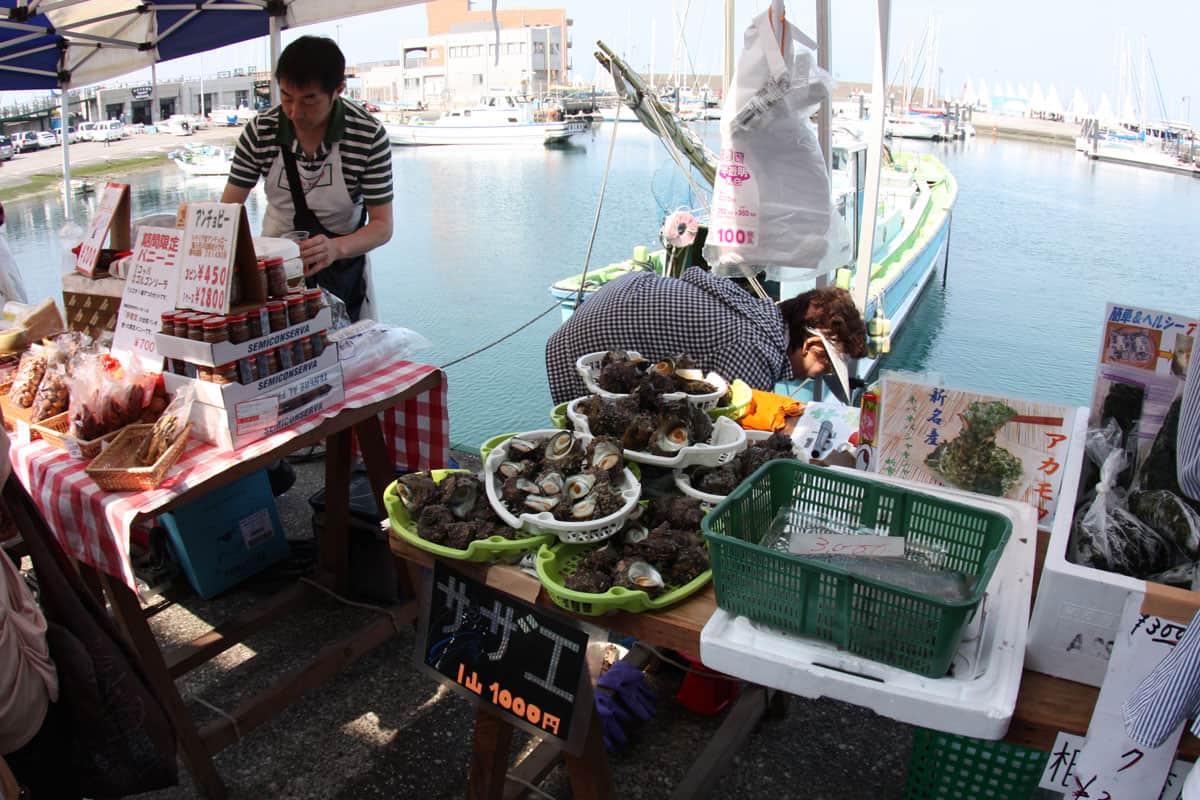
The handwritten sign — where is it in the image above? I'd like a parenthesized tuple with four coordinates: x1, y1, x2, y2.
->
(111, 226, 182, 371)
(417, 562, 593, 755)
(1041, 732, 1190, 800)
(1069, 594, 1188, 800)
(1090, 303, 1198, 459)
(75, 182, 130, 276)
(178, 203, 239, 314)
(788, 533, 905, 558)
(867, 377, 1075, 527)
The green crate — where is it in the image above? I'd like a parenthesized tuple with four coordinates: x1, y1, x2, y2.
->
(904, 729, 1048, 800)
(701, 460, 1011, 678)
(535, 540, 711, 616)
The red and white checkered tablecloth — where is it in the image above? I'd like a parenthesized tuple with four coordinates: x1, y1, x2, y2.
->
(10, 358, 449, 590)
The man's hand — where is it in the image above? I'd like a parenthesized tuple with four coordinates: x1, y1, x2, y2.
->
(300, 235, 342, 277)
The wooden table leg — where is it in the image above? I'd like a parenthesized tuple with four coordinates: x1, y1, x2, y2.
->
(563, 712, 616, 800)
(469, 709, 515, 800)
(353, 414, 395, 509)
(98, 572, 227, 800)
(321, 428, 353, 593)
(669, 684, 769, 800)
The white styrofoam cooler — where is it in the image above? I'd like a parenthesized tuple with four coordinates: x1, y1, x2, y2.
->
(1023, 405, 1168, 687)
(700, 469, 1038, 740)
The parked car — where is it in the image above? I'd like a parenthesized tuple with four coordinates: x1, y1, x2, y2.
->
(12, 131, 39, 153)
(54, 126, 80, 144)
(93, 120, 126, 142)
(77, 121, 96, 141)
(0, 136, 12, 161)
(363, 102, 381, 113)
(36, 131, 57, 148)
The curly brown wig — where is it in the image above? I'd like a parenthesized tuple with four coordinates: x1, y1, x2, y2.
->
(778, 287, 868, 359)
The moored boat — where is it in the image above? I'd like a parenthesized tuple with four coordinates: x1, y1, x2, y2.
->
(384, 100, 588, 146)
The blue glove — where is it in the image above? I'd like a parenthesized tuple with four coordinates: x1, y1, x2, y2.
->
(593, 661, 657, 750)
(594, 689, 632, 750)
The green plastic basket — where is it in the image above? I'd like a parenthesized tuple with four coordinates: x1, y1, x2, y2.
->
(550, 402, 569, 429)
(384, 470, 552, 563)
(701, 460, 1011, 678)
(707, 379, 753, 421)
(535, 540, 711, 616)
(904, 729, 1048, 800)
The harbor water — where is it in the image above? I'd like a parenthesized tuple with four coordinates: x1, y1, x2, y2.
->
(5, 124, 1199, 450)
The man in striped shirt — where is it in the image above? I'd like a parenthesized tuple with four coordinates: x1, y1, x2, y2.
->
(1180, 355, 1199, 501)
(220, 36, 392, 321)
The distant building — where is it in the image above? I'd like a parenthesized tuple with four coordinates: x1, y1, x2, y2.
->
(379, 0, 571, 107)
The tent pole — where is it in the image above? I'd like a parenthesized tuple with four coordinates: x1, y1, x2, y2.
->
(852, 0, 890, 315)
(269, 15, 282, 106)
(60, 86, 72, 219)
(816, 0, 832, 175)
(151, 60, 159, 126)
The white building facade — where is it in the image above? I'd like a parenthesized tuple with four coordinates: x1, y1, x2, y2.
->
(380, 24, 568, 107)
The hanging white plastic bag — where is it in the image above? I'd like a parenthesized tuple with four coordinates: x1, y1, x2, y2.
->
(329, 322, 433, 383)
(703, 9, 834, 274)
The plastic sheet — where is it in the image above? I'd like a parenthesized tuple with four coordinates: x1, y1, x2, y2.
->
(329, 322, 432, 384)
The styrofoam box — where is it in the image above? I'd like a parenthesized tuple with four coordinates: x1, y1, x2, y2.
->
(163, 347, 338, 408)
(155, 306, 331, 367)
(188, 362, 344, 450)
(1023, 405, 1165, 687)
(701, 469, 1039, 740)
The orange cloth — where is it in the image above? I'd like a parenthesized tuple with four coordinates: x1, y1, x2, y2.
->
(741, 389, 804, 431)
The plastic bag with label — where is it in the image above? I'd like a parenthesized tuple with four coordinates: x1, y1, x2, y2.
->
(702, 9, 835, 273)
(329, 322, 433, 384)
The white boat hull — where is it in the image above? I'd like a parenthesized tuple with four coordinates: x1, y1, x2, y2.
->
(385, 119, 588, 146)
(173, 158, 232, 177)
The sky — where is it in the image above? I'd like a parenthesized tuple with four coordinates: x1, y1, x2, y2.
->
(3, 1, 1196, 123)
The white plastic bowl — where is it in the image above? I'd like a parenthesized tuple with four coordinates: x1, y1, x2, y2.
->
(674, 430, 799, 503)
(566, 399, 747, 469)
(483, 428, 641, 544)
(574, 350, 727, 411)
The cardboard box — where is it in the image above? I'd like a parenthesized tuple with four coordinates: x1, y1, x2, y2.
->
(188, 362, 344, 450)
(163, 346, 338, 407)
(160, 469, 289, 598)
(155, 306, 331, 367)
(1022, 405, 1174, 687)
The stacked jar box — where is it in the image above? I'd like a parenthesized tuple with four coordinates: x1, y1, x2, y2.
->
(157, 290, 331, 386)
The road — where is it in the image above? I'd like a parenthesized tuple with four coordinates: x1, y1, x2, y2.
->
(0, 124, 239, 192)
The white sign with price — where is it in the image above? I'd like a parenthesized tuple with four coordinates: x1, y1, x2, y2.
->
(111, 227, 183, 371)
(75, 182, 130, 276)
(177, 202, 241, 314)
(1041, 732, 1190, 800)
(1069, 593, 1189, 800)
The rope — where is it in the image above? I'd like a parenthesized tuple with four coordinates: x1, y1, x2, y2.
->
(191, 695, 242, 742)
(504, 773, 559, 800)
(437, 298, 567, 370)
(299, 576, 404, 633)
(574, 63, 624, 309)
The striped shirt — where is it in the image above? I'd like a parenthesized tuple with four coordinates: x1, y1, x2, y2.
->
(1123, 608, 1200, 747)
(227, 98, 393, 207)
(1180, 357, 1200, 501)
(544, 267, 789, 404)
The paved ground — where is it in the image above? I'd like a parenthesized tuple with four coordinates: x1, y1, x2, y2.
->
(94, 452, 922, 800)
(0, 125, 238, 193)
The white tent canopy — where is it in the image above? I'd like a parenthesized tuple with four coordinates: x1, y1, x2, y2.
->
(1069, 88, 1090, 120)
(1043, 84, 1063, 118)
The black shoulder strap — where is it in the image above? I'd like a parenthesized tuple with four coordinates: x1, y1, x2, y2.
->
(279, 144, 319, 232)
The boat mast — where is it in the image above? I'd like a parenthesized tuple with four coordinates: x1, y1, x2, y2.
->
(816, 0, 831, 174)
(852, 0, 891, 315)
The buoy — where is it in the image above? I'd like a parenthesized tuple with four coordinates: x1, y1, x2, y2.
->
(866, 304, 892, 357)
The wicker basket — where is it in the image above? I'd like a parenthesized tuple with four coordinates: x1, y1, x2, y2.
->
(32, 412, 124, 459)
(85, 422, 192, 491)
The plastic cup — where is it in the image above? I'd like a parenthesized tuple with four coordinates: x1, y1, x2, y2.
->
(280, 230, 310, 243)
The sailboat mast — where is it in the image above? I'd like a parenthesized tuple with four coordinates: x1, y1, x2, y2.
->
(723, 0, 734, 98)
(816, 0, 832, 174)
(853, 0, 891, 314)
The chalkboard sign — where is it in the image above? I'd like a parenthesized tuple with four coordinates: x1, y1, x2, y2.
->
(417, 562, 593, 755)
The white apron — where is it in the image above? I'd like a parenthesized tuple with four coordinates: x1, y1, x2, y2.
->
(261, 141, 376, 320)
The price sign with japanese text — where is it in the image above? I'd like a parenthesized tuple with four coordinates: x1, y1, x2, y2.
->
(75, 181, 130, 276)
(868, 377, 1076, 527)
(417, 562, 593, 755)
(111, 226, 182, 371)
(1041, 732, 1190, 800)
(177, 202, 256, 314)
(1089, 303, 1198, 460)
(1069, 594, 1189, 800)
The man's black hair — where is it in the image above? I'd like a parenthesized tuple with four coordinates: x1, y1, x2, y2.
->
(275, 35, 345, 95)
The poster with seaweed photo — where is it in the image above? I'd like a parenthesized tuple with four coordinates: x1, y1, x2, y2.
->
(867, 377, 1076, 526)
(1089, 303, 1197, 458)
